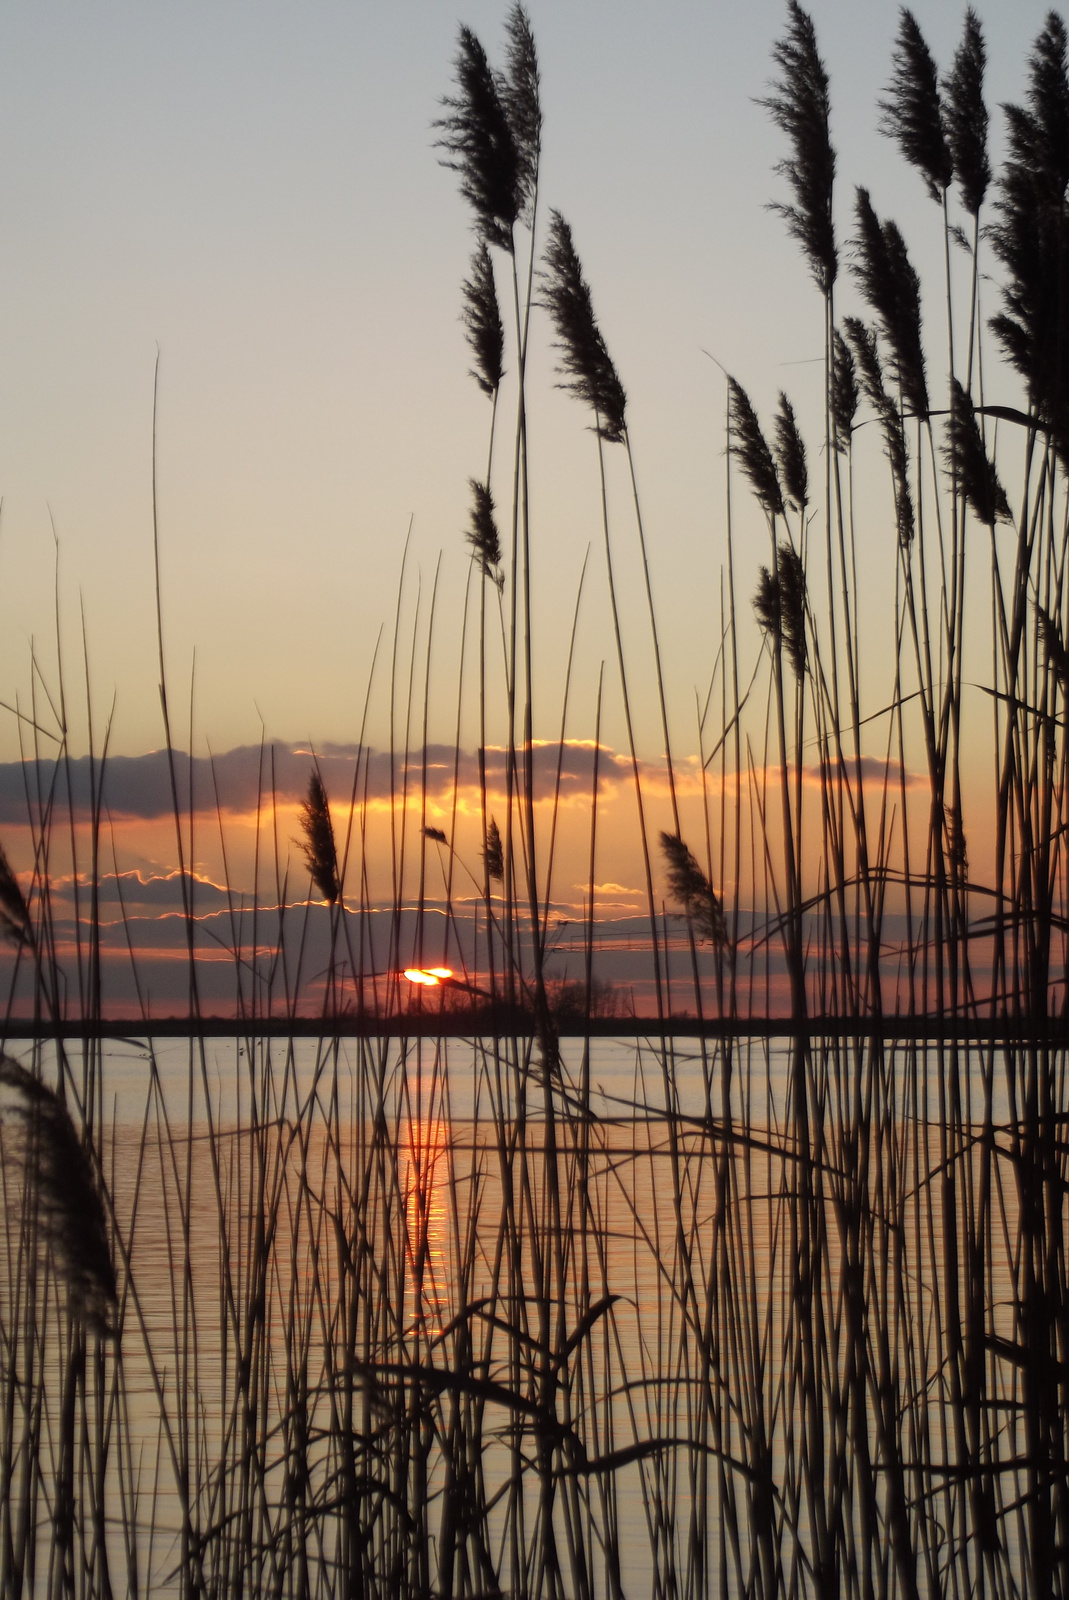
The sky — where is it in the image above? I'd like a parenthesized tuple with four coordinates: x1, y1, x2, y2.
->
(0, 0, 1057, 1010)
(0, 0, 1051, 758)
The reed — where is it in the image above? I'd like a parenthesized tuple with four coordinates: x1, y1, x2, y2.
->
(2, 6, 1069, 1597)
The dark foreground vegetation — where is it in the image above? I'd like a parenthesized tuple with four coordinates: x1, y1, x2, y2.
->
(4, 3, 1069, 1595)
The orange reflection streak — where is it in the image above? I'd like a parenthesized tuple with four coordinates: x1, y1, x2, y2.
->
(403, 967, 453, 987)
(400, 1111, 452, 1336)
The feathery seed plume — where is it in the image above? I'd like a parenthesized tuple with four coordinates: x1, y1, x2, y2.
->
(467, 480, 505, 589)
(461, 244, 505, 396)
(774, 392, 809, 511)
(852, 187, 928, 419)
(944, 9, 989, 215)
(761, 0, 837, 293)
(832, 328, 859, 448)
(843, 316, 915, 544)
(754, 544, 807, 680)
(0, 842, 31, 946)
(502, 5, 541, 219)
(0, 1057, 117, 1335)
(945, 378, 1011, 525)
(659, 833, 727, 948)
(435, 26, 522, 252)
(728, 379, 784, 519)
(541, 212, 627, 443)
(1039, 603, 1069, 688)
(484, 817, 504, 882)
(299, 772, 340, 905)
(990, 15, 1069, 462)
(423, 826, 448, 844)
(879, 9, 952, 200)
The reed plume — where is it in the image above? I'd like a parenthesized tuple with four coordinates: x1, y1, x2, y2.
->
(299, 771, 340, 904)
(944, 9, 990, 216)
(0, 841, 31, 946)
(502, 4, 541, 219)
(0, 1057, 116, 1334)
(832, 327, 859, 448)
(541, 211, 627, 442)
(461, 243, 505, 396)
(879, 8, 952, 201)
(852, 187, 929, 419)
(844, 315, 914, 542)
(774, 391, 808, 511)
(728, 378, 784, 518)
(1038, 603, 1069, 688)
(483, 816, 503, 881)
(760, 0, 837, 292)
(659, 832, 726, 948)
(467, 479, 505, 589)
(990, 15, 1069, 457)
(423, 826, 448, 844)
(436, 25, 521, 252)
(754, 543, 807, 679)
(945, 377, 1011, 526)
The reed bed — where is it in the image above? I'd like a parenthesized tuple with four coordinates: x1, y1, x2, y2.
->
(1, 4, 1069, 1596)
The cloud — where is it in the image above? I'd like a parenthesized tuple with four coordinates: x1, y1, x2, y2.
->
(0, 740, 640, 824)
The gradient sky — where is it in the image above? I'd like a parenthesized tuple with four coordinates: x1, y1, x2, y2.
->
(0, 0, 1053, 773)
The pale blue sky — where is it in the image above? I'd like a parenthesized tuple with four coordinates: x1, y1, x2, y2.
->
(0, 0, 1052, 760)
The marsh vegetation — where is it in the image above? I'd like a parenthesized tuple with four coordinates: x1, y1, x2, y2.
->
(2, 4, 1069, 1594)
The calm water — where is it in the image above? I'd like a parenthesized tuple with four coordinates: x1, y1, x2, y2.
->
(0, 1032, 1061, 1597)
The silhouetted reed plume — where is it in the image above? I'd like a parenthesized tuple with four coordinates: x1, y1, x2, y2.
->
(879, 9, 952, 201)
(945, 377, 1011, 526)
(502, 4, 541, 219)
(541, 212, 627, 443)
(0, 841, 30, 946)
(991, 14, 1069, 457)
(728, 378, 784, 518)
(754, 543, 807, 679)
(659, 832, 727, 948)
(461, 244, 505, 396)
(483, 816, 503, 881)
(1038, 603, 1069, 687)
(761, 0, 837, 293)
(774, 392, 809, 511)
(852, 187, 929, 419)
(944, 9, 990, 215)
(467, 479, 504, 589)
(0, 1057, 116, 1335)
(832, 328, 859, 448)
(299, 771, 340, 905)
(844, 315, 914, 543)
(436, 26, 521, 251)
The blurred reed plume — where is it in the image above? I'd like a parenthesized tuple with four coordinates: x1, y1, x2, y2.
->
(0, 841, 30, 946)
(831, 326, 858, 447)
(991, 13, 1069, 459)
(299, 770, 340, 905)
(541, 210, 627, 442)
(461, 243, 505, 396)
(774, 391, 808, 512)
(659, 832, 726, 948)
(844, 313, 915, 542)
(501, 4, 541, 218)
(879, 8, 952, 201)
(466, 478, 504, 588)
(483, 815, 503, 880)
(944, 8, 989, 215)
(0, 1057, 116, 1334)
(852, 186, 929, 419)
(754, 543, 807, 680)
(435, 26, 521, 252)
(761, 0, 836, 293)
(728, 377, 784, 519)
(945, 376, 1011, 526)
